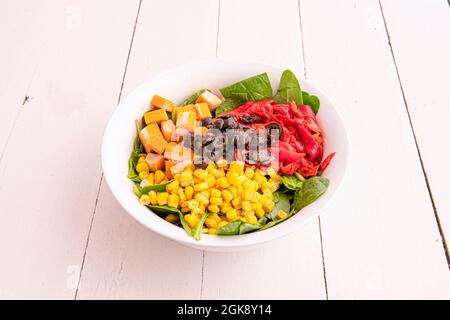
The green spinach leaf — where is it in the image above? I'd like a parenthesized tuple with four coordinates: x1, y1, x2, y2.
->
(181, 89, 210, 105)
(214, 99, 242, 115)
(273, 69, 303, 106)
(260, 214, 292, 231)
(140, 180, 171, 194)
(302, 91, 321, 114)
(194, 212, 209, 240)
(133, 183, 142, 198)
(147, 205, 180, 217)
(291, 176, 329, 214)
(220, 73, 273, 102)
(217, 220, 262, 236)
(127, 120, 144, 183)
(178, 212, 193, 236)
(267, 192, 291, 220)
(280, 175, 304, 190)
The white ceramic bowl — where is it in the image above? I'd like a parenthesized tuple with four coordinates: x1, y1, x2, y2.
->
(102, 59, 349, 252)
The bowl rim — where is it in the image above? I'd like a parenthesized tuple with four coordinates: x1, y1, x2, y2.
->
(101, 57, 350, 250)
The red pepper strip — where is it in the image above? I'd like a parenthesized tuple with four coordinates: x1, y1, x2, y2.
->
(299, 105, 316, 119)
(298, 125, 321, 160)
(268, 147, 305, 162)
(318, 152, 336, 175)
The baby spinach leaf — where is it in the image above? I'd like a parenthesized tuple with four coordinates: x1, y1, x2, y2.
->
(273, 191, 280, 203)
(178, 212, 193, 236)
(181, 89, 210, 105)
(127, 120, 144, 183)
(280, 175, 304, 191)
(214, 99, 242, 116)
(140, 180, 171, 194)
(217, 220, 242, 236)
(302, 91, 321, 114)
(273, 69, 303, 106)
(217, 220, 262, 236)
(260, 214, 292, 231)
(146, 205, 180, 217)
(133, 183, 142, 198)
(194, 212, 209, 240)
(291, 176, 329, 214)
(220, 73, 273, 102)
(267, 192, 291, 220)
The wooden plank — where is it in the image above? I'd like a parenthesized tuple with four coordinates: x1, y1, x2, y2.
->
(380, 0, 450, 259)
(201, 0, 327, 299)
(76, 0, 219, 299)
(0, 0, 140, 298)
(300, 0, 450, 298)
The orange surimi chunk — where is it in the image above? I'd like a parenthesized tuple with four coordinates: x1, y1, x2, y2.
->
(196, 91, 223, 110)
(165, 160, 175, 179)
(144, 133, 167, 154)
(150, 95, 175, 112)
(144, 108, 168, 124)
(170, 159, 192, 175)
(176, 111, 196, 132)
(174, 104, 195, 120)
(145, 153, 165, 172)
(160, 120, 176, 141)
(164, 142, 192, 161)
(194, 103, 212, 119)
(139, 124, 163, 147)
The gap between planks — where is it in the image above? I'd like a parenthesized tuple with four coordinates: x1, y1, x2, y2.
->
(74, 0, 143, 300)
(378, 0, 450, 267)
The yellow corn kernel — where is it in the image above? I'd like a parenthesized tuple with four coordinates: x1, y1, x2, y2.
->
(193, 182, 209, 192)
(205, 218, 218, 228)
(262, 188, 274, 199)
(136, 162, 149, 173)
(181, 206, 191, 213)
(180, 171, 194, 187)
(193, 176, 202, 184)
(244, 167, 255, 179)
(156, 192, 169, 205)
(211, 168, 225, 178)
(251, 192, 260, 203)
(177, 189, 186, 201)
(180, 200, 188, 207)
(210, 197, 223, 206)
(255, 208, 265, 218)
(229, 161, 245, 175)
(185, 186, 194, 200)
(154, 170, 166, 183)
(170, 186, 180, 195)
(166, 180, 179, 193)
(139, 171, 149, 180)
(206, 163, 216, 173)
(208, 228, 217, 235)
(202, 228, 209, 234)
(139, 194, 150, 205)
(246, 213, 258, 224)
(191, 207, 203, 217)
(222, 189, 233, 203)
(226, 209, 238, 221)
(165, 213, 179, 224)
(231, 197, 241, 209)
(187, 199, 199, 210)
(228, 186, 238, 198)
(146, 172, 155, 185)
(218, 221, 228, 228)
(220, 202, 232, 214)
(278, 210, 288, 219)
(216, 177, 230, 188)
(174, 173, 181, 181)
(242, 188, 255, 201)
(184, 214, 199, 228)
(242, 200, 252, 212)
(216, 159, 228, 168)
(210, 188, 222, 198)
(208, 213, 221, 224)
(193, 169, 208, 180)
(138, 156, 146, 163)
(264, 200, 275, 213)
(233, 175, 247, 187)
(199, 189, 211, 198)
(194, 193, 209, 206)
(199, 204, 206, 212)
(267, 167, 276, 177)
(205, 175, 216, 188)
(168, 194, 180, 208)
(269, 176, 281, 186)
(148, 191, 157, 205)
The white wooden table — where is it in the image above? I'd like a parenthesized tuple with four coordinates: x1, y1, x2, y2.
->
(0, 0, 449, 299)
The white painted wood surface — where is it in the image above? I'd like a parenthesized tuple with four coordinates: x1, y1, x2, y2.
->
(0, 0, 448, 299)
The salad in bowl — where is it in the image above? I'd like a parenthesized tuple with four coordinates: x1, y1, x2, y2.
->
(127, 70, 335, 240)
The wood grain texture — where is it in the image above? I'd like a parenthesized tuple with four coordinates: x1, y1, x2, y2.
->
(300, 0, 450, 299)
(76, 0, 219, 299)
(380, 0, 450, 258)
(201, 0, 327, 300)
(0, 0, 139, 298)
